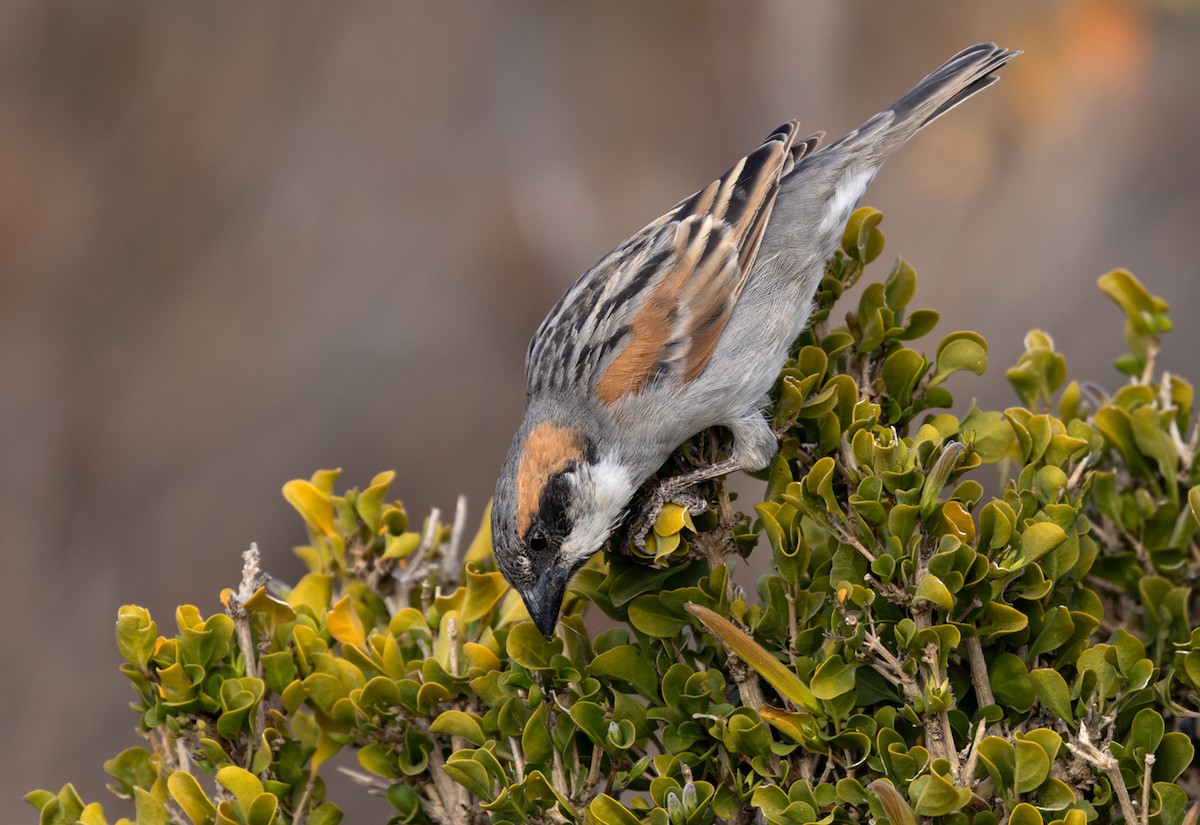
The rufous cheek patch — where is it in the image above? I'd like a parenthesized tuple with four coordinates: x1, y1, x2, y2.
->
(516, 422, 585, 536)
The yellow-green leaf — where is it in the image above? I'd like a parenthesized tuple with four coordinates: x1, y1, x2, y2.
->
(327, 595, 366, 649)
(115, 605, 158, 669)
(686, 603, 819, 713)
(462, 565, 508, 623)
(242, 586, 297, 623)
(282, 479, 336, 537)
(216, 766, 263, 812)
(586, 793, 642, 825)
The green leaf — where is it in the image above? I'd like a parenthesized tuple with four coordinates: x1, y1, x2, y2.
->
(442, 758, 492, 801)
(909, 767, 971, 816)
(627, 594, 689, 638)
(133, 786, 169, 825)
(505, 620, 562, 670)
(1013, 737, 1051, 793)
(115, 605, 158, 668)
(586, 793, 642, 825)
(242, 586, 297, 623)
(103, 747, 158, 799)
(960, 406, 1014, 464)
(1098, 268, 1170, 351)
(882, 347, 928, 405)
(1029, 669, 1072, 721)
(1008, 802, 1045, 825)
(1154, 732, 1195, 783)
(977, 603, 1028, 638)
(355, 470, 395, 533)
(358, 744, 400, 778)
(217, 677, 265, 739)
(810, 656, 859, 701)
(380, 531, 422, 561)
(884, 257, 917, 310)
(430, 709, 488, 746)
(1028, 607, 1074, 660)
(308, 802, 344, 825)
(841, 206, 885, 264)
(246, 792, 279, 825)
(1188, 485, 1200, 532)
(589, 645, 658, 700)
(913, 573, 954, 612)
(990, 653, 1035, 712)
(1016, 522, 1068, 568)
(521, 704, 553, 764)
(930, 331, 988, 385)
(216, 765, 264, 812)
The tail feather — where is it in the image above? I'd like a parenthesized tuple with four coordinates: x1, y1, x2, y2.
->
(819, 42, 1019, 160)
(771, 42, 1018, 253)
(893, 42, 1021, 129)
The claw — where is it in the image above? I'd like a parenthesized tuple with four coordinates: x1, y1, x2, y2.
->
(631, 485, 710, 552)
(622, 454, 743, 554)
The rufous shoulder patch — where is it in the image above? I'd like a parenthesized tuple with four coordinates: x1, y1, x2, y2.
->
(516, 421, 585, 536)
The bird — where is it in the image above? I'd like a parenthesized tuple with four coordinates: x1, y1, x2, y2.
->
(491, 43, 1019, 639)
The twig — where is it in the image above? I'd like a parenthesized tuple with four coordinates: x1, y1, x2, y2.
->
(577, 746, 604, 812)
(913, 608, 957, 772)
(784, 589, 800, 669)
(828, 521, 877, 563)
(225, 543, 269, 749)
(441, 496, 469, 583)
(1142, 754, 1155, 825)
(961, 720, 987, 787)
(507, 736, 526, 784)
(1140, 341, 1160, 386)
(1065, 720, 1138, 824)
(965, 636, 996, 711)
(725, 653, 767, 713)
(389, 508, 443, 615)
(426, 739, 471, 824)
(551, 745, 571, 806)
(862, 620, 920, 700)
(293, 774, 316, 825)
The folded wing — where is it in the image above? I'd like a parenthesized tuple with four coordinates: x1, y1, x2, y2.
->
(526, 121, 821, 405)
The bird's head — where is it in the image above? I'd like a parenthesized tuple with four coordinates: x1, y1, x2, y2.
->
(492, 415, 637, 639)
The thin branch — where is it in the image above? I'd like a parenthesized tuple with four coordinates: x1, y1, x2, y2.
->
(426, 738, 471, 825)
(577, 746, 604, 812)
(225, 543, 269, 751)
(965, 635, 996, 711)
(1065, 720, 1137, 824)
(1142, 754, 1155, 825)
(507, 736, 526, 784)
(293, 774, 317, 825)
(960, 719, 987, 788)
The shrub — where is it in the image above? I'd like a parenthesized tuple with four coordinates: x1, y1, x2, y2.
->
(28, 208, 1200, 825)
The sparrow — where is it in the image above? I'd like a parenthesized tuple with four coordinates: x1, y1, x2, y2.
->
(491, 43, 1019, 639)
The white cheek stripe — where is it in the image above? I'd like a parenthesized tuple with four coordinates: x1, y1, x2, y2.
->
(561, 455, 636, 565)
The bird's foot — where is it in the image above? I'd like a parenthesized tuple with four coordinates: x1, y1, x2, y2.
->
(630, 456, 742, 552)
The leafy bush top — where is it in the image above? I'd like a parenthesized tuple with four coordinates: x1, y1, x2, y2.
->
(29, 208, 1200, 825)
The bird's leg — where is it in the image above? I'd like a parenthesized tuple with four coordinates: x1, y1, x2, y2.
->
(631, 456, 743, 551)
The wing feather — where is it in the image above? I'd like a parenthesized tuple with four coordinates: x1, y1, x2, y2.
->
(526, 121, 823, 404)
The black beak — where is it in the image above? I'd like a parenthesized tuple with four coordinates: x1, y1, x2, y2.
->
(521, 565, 571, 640)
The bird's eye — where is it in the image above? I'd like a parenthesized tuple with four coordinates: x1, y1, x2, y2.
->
(529, 527, 548, 553)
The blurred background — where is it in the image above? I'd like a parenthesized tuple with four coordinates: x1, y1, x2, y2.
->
(4, 0, 1200, 818)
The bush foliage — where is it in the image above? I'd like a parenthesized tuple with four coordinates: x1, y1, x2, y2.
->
(29, 208, 1200, 825)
